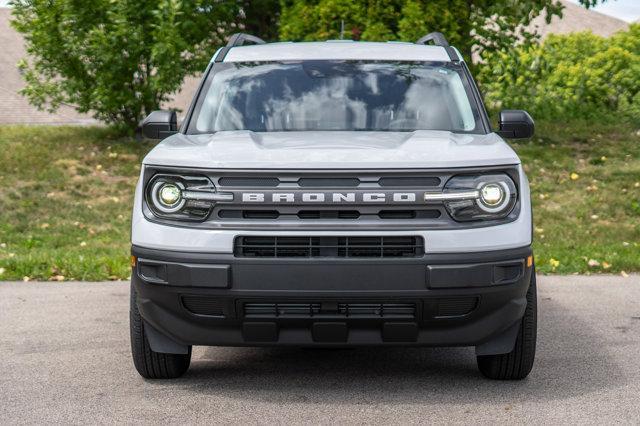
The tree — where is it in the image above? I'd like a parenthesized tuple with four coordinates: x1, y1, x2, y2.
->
(10, 0, 242, 132)
(278, 0, 606, 66)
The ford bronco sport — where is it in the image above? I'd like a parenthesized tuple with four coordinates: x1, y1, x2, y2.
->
(130, 32, 537, 380)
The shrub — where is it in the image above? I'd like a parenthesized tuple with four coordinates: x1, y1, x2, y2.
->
(478, 24, 640, 125)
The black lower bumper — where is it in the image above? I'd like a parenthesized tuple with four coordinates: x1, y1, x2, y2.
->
(131, 245, 533, 353)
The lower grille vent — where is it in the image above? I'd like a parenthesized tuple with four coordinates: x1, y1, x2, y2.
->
(435, 298, 478, 318)
(182, 296, 225, 317)
(234, 236, 424, 258)
(244, 302, 416, 319)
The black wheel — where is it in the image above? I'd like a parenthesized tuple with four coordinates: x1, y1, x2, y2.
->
(476, 267, 537, 380)
(130, 284, 191, 379)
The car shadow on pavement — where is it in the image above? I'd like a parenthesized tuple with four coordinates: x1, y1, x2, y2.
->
(165, 297, 626, 405)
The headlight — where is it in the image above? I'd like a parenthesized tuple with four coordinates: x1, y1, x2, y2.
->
(145, 174, 233, 221)
(480, 183, 504, 207)
(426, 174, 517, 222)
(150, 180, 185, 213)
(159, 184, 181, 206)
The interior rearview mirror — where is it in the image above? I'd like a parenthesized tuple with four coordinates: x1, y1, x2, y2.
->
(497, 110, 534, 139)
(141, 110, 178, 139)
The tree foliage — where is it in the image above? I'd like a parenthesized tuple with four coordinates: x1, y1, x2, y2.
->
(11, 0, 610, 130)
(278, 0, 611, 64)
(478, 25, 640, 123)
(10, 0, 244, 131)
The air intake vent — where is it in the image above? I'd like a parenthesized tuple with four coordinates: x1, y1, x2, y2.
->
(182, 296, 225, 317)
(435, 298, 478, 318)
(234, 236, 424, 258)
(244, 302, 416, 319)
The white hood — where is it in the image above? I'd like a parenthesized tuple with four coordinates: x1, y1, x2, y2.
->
(142, 130, 520, 169)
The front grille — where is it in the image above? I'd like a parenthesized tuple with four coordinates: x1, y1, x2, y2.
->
(144, 167, 519, 229)
(234, 236, 424, 258)
(244, 302, 416, 319)
(208, 171, 460, 227)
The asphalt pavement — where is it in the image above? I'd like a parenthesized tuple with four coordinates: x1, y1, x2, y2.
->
(1, 275, 639, 424)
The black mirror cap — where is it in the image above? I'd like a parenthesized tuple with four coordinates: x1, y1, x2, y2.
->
(497, 110, 535, 139)
(141, 110, 178, 139)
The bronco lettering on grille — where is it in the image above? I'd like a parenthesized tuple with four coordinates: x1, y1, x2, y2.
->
(240, 192, 418, 203)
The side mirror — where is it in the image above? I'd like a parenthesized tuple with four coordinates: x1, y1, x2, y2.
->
(497, 110, 534, 139)
(141, 110, 178, 139)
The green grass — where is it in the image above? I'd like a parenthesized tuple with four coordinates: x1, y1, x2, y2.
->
(514, 121, 640, 274)
(0, 126, 152, 281)
(0, 122, 638, 281)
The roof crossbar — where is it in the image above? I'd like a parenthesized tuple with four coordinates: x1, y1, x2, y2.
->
(415, 32, 460, 62)
(214, 32, 266, 62)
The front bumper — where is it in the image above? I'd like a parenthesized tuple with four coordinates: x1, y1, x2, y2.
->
(132, 245, 533, 352)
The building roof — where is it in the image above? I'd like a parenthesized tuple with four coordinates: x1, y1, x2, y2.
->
(530, 0, 629, 38)
(0, 8, 95, 124)
(220, 41, 453, 63)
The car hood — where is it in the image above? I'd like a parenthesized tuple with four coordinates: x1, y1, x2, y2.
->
(142, 130, 520, 169)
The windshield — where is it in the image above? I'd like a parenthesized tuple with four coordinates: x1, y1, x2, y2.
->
(189, 61, 482, 133)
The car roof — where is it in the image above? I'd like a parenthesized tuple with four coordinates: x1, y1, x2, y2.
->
(214, 41, 457, 63)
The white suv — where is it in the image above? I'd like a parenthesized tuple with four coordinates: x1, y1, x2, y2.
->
(130, 32, 537, 380)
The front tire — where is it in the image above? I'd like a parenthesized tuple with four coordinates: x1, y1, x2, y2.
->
(476, 267, 537, 380)
(130, 284, 191, 379)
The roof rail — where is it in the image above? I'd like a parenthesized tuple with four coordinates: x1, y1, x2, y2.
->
(226, 33, 266, 48)
(214, 32, 266, 63)
(416, 32, 449, 47)
(415, 32, 461, 62)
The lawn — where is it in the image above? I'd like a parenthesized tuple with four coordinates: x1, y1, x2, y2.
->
(0, 122, 638, 281)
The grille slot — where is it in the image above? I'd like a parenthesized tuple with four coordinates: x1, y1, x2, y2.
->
(242, 210, 279, 219)
(297, 210, 360, 219)
(298, 178, 361, 187)
(182, 296, 225, 317)
(378, 210, 416, 219)
(235, 236, 424, 258)
(218, 177, 280, 187)
(435, 298, 478, 317)
(244, 302, 416, 319)
(378, 209, 441, 219)
(379, 177, 441, 187)
(218, 210, 280, 219)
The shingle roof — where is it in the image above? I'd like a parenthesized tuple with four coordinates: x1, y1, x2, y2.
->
(0, 8, 96, 124)
(530, 0, 629, 38)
